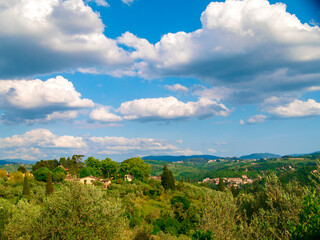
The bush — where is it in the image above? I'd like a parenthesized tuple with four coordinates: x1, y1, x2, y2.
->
(291, 190, 320, 239)
(134, 228, 152, 240)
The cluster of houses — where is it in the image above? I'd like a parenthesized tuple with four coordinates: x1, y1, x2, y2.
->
(275, 165, 294, 171)
(67, 174, 135, 189)
(200, 175, 256, 188)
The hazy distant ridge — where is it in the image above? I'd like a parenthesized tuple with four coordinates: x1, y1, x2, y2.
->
(0, 159, 36, 165)
(239, 153, 281, 160)
(142, 155, 220, 162)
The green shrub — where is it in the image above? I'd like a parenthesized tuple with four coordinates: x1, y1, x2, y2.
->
(291, 190, 320, 239)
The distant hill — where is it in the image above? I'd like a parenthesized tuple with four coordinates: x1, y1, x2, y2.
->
(295, 151, 320, 159)
(0, 159, 36, 165)
(0, 160, 13, 166)
(240, 153, 281, 160)
(142, 155, 220, 162)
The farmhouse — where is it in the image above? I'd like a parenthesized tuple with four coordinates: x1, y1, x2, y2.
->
(79, 175, 111, 189)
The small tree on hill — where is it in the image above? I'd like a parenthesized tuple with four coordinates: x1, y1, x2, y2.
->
(218, 177, 225, 191)
(161, 164, 175, 190)
(17, 166, 27, 173)
(46, 172, 54, 195)
(23, 175, 30, 196)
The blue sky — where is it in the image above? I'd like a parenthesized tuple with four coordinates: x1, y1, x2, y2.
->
(0, 0, 320, 161)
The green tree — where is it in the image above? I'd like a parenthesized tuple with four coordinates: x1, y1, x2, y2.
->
(46, 172, 54, 195)
(32, 159, 59, 171)
(23, 175, 30, 196)
(161, 164, 175, 190)
(101, 158, 119, 179)
(80, 167, 94, 178)
(53, 166, 67, 175)
(85, 156, 102, 173)
(59, 157, 67, 167)
(218, 177, 225, 191)
(33, 167, 51, 182)
(17, 166, 27, 173)
(68, 155, 85, 176)
(120, 157, 150, 181)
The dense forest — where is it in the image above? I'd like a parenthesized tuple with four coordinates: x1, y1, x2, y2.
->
(0, 155, 320, 239)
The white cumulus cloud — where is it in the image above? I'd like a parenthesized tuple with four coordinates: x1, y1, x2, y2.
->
(118, 96, 230, 121)
(119, 0, 320, 104)
(0, 0, 131, 79)
(266, 99, 320, 118)
(0, 129, 201, 160)
(0, 76, 93, 123)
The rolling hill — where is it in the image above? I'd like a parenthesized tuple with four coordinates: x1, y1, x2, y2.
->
(142, 155, 220, 162)
(239, 153, 281, 160)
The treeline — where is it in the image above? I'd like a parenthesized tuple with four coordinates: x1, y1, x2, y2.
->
(30, 155, 151, 183)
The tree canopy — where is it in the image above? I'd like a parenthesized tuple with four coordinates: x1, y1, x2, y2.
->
(120, 157, 150, 181)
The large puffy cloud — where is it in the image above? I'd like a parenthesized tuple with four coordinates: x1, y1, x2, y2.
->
(118, 96, 230, 121)
(0, 0, 131, 78)
(0, 76, 93, 123)
(119, 0, 320, 103)
(0, 129, 200, 160)
(266, 99, 320, 118)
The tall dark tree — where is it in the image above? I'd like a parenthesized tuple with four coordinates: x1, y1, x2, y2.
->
(188, 176, 191, 183)
(161, 164, 175, 190)
(22, 175, 30, 196)
(59, 157, 67, 167)
(46, 172, 54, 195)
(218, 177, 225, 191)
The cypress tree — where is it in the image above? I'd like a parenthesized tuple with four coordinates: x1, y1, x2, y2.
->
(22, 175, 30, 196)
(169, 170, 175, 190)
(46, 172, 54, 195)
(218, 177, 225, 191)
(161, 164, 175, 190)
